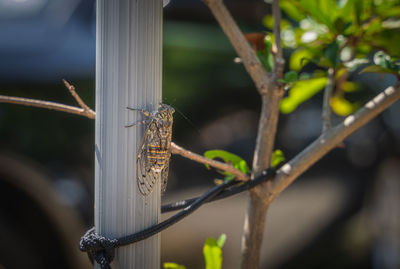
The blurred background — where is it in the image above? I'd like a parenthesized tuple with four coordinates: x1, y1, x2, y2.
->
(0, 0, 399, 268)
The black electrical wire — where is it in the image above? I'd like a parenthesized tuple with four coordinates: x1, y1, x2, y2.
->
(79, 166, 279, 269)
(161, 166, 277, 213)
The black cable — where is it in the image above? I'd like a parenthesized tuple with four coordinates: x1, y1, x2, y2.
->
(161, 166, 277, 213)
(79, 166, 279, 268)
(80, 178, 238, 268)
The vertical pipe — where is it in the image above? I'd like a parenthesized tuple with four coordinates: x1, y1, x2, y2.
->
(95, 0, 163, 268)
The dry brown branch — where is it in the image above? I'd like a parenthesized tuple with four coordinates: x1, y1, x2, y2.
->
(0, 83, 245, 180)
(202, 0, 272, 95)
(170, 142, 248, 181)
(0, 95, 96, 119)
(63, 79, 95, 115)
(270, 82, 400, 202)
(322, 68, 335, 132)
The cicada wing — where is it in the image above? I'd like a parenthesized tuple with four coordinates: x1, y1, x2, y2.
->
(136, 122, 158, 196)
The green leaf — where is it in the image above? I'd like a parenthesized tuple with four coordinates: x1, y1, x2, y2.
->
(324, 41, 340, 68)
(373, 51, 396, 70)
(280, 0, 306, 21)
(299, 0, 338, 30)
(216, 234, 226, 248)
(359, 65, 399, 75)
(163, 262, 186, 269)
(204, 150, 250, 178)
(262, 15, 291, 30)
(331, 95, 359, 116)
(203, 236, 224, 269)
(341, 81, 361, 93)
(271, 150, 285, 168)
(279, 71, 298, 84)
(280, 76, 328, 114)
(290, 49, 314, 71)
(256, 37, 274, 72)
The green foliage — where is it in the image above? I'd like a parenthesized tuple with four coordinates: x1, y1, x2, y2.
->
(256, 36, 274, 72)
(262, 0, 400, 114)
(280, 77, 328, 114)
(163, 263, 186, 269)
(360, 51, 400, 76)
(271, 150, 285, 168)
(279, 71, 298, 84)
(203, 234, 226, 269)
(204, 150, 250, 180)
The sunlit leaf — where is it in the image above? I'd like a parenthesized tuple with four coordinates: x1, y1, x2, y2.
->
(280, 0, 306, 21)
(163, 262, 186, 269)
(341, 81, 360, 93)
(216, 234, 226, 248)
(299, 0, 337, 30)
(280, 77, 328, 114)
(271, 150, 285, 168)
(204, 150, 250, 179)
(203, 236, 224, 269)
(290, 48, 314, 71)
(262, 15, 291, 30)
(331, 95, 358, 116)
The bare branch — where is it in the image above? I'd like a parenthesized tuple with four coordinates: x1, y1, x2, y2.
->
(322, 68, 335, 132)
(272, 0, 284, 78)
(270, 82, 400, 202)
(63, 79, 95, 115)
(202, 0, 272, 95)
(0, 95, 96, 119)
(241, 0, 285, 267)
(0, 85, 247, 181)
(171, 142, 248, 181)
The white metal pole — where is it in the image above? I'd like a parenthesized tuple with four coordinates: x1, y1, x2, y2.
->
(95, 0, 163, 268)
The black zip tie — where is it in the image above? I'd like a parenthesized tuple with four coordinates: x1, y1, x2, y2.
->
(79, 166, 279, 268)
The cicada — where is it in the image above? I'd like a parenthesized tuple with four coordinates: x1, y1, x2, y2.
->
(126, 104, 175, 196)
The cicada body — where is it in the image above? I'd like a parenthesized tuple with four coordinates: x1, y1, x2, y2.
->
(126, 104, 174, 196)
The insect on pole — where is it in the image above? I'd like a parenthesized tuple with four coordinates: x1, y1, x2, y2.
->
(95, 0, 168, 267)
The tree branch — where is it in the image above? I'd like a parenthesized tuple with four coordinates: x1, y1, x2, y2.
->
(241, 0, 285, 268)
(270, 82, 400, 202)
(272, 0, 284, 78)
(202, 0, 272, 95)
(0, 95, 96, 119)
(63, 79, 95, 115)
(170, 142, 248, 181)
(322, 68, 335, 132)
(0, 82, 246, 181)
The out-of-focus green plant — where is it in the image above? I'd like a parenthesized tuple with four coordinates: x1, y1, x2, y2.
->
(203, 234, 226, 269)
(261, 0, 400, 116)
(163, 234, 227, 269)
(163, 262, 186, 269)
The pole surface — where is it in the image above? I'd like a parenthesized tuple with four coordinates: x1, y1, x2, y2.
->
(95, 0, 163, 268)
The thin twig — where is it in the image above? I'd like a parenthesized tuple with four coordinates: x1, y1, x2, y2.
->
(63, 79, 95, 115)
(0, 84, 246, 180)
(0, 95, 96, 119)
(272, 0, 284, 78)
(322, 68, 335, 132)
(202, 0, 272, 95)
(170, 142, 248, 181)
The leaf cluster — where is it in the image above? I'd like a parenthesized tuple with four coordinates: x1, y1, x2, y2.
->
(259, 0, 400, 115)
